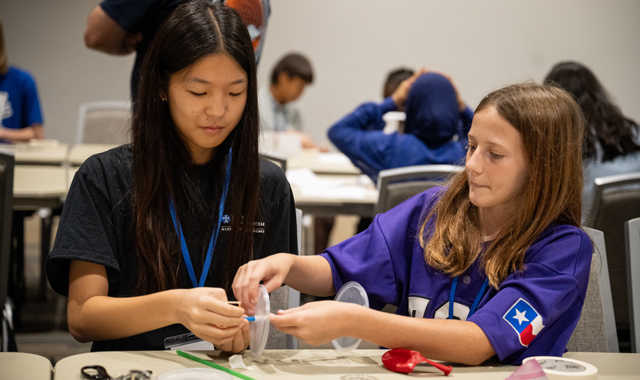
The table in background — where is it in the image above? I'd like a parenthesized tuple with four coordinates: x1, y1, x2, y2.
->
(288, 149, 360, 175)
(52, 349, 640, 379)
(290, 174, 377, 218)
(67, 143, 118, 166)
(12, 165, 69, 299)
(0, 352, 52, 380)
(1, 141, 69, 165)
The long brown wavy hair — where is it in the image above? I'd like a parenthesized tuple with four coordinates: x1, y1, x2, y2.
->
(131, 1, 260, 295)
(419, 83, 584, 288)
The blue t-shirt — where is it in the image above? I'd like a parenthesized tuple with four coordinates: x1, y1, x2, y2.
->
(0, 66, 43, 133)
(320, 186, 592, 364)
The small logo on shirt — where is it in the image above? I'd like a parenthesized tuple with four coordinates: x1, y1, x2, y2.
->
(219, 215, 264, 233)
(503, 298, 544, 347)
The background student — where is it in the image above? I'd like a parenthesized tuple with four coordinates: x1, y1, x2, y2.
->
(382, 67, 414, 99)
(47, 1, 296, 353)
(328, 69, 473, 184)
(0, 19, 44, 143)
(84, 0, 270, 100)
(543, 61, 640, 219)
(259, 52, 324, 150)
(234, 83, 592, 365)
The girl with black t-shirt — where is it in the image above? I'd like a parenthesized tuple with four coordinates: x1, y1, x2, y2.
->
(46, 1, 297, 352)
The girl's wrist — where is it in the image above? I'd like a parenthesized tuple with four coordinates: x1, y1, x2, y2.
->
(341, 302, 367, 338)
(167, 288, 187, 323)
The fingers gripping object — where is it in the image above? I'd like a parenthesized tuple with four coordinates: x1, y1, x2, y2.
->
(382, 348, 453, 376)
(248, 284, 270, 359)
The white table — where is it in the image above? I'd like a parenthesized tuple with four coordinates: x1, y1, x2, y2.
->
(288, 149, 360, 175)
(1, 141, 69, 165)
(0, 352, 52, 380)
(12, 165, 69, 298)
(289, 173, 378, 218)
(67, 143, 118, 166)
(51, 349, 640, 379)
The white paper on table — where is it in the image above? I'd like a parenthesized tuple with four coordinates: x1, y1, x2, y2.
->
(300, 185, 377, 200)
(286, 168, 319, 187)
(316, 153, 352, 165)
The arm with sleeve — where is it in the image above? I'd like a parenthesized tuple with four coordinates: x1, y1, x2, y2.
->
(99, 0, 155, 34)
(20, 71, 44, 128)
(327, 97, 398, 181)
(321, 184, 593, 364)
(467, 226, 592, 364)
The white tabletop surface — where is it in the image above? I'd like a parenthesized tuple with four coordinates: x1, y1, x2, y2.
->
(288, 171, 378, 205)
(288, 149, 360, 175)
(13, 165, 68, 198)
(0, 352, 52, 380)
(67, 143, 119, 165)
(51, 349, 640, 380)
(1, 140, 69, 164)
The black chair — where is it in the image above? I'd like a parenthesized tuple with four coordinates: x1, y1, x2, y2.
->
(0, 151, 16, 351)
(375, 164, 463, 215)
(584, 171, 640, 351)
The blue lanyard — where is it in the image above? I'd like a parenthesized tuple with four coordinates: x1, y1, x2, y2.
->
(169, 148, 233, 288)
(448, 277, 489, 320)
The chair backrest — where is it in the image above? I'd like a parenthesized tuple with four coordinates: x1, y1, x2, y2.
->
(76, 101, 132, 145)
(266, 208, 302, 349)
(262, 151, 287, 173)
(375, 164, 463, 215)
(567, 227, 619, 352)
(585, 172, 640, 338)
(625, 217, 640, 353)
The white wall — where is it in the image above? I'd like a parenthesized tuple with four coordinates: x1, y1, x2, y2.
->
(2, 0, 639, 147)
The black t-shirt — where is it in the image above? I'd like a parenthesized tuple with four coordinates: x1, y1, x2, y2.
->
(46, 145, 297, 351)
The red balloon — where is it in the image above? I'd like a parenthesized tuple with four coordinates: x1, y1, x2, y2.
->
(382, 348, 453, 376)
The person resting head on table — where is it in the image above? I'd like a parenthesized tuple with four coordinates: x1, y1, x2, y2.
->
(233, 82, 592, 365)
(327, 69, 474, 184)
(0, 18, 44, 143)
(46, 0, 297, 353)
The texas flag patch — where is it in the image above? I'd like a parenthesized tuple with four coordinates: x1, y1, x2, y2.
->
(503, 298, 545, 346)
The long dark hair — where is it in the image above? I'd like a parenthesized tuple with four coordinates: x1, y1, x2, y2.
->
(544, 61, 640, 162)
(421, 83, 584, 288)
(131, 0, 259, 295)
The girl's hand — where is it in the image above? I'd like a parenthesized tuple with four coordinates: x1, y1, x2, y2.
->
(232, 253, 295, 314)
(270, 301, 358, 346)
(215, 318, 250, 354)
(175, 287, 245, 347)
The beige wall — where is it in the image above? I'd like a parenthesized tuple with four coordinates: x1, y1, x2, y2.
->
(2, 0, 639, 146)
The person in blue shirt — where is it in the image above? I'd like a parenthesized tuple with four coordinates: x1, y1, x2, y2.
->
(328, 70, 473, 184)
(0, 19, 44, 143)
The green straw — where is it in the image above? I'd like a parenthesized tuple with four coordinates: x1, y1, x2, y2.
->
(176, 350, 256, 380)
